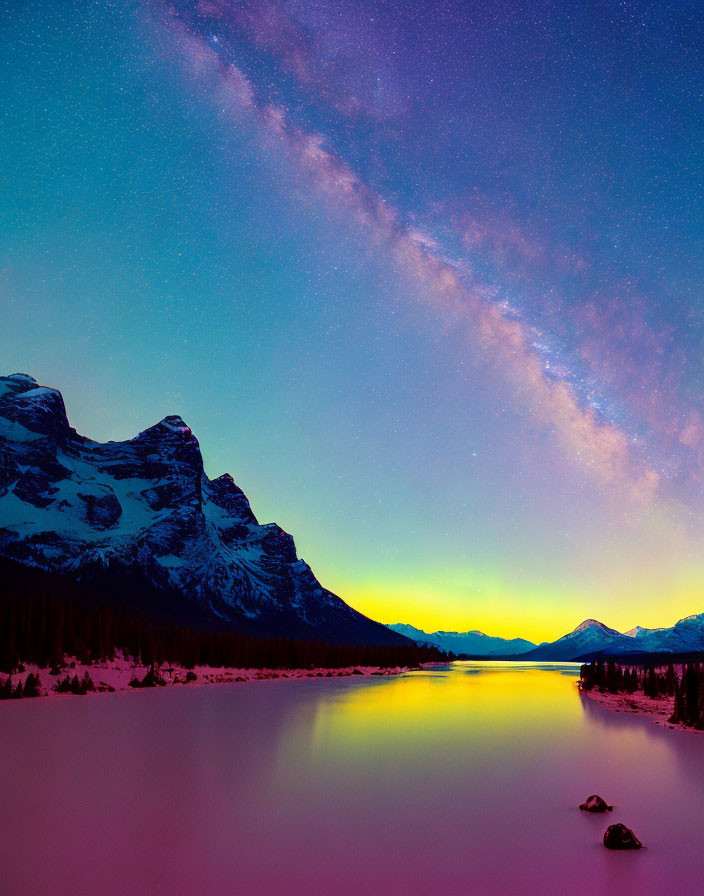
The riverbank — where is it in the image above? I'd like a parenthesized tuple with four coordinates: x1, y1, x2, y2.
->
(577, 682, 702, 732)
(0, 653, 414, 700)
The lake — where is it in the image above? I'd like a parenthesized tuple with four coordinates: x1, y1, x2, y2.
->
(2, 661, 704, 895)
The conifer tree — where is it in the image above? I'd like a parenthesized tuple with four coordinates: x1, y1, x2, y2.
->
(670, 676, 684, 724)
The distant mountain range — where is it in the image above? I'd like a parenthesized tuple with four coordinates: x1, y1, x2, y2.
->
(0, 373, 407, 646)
(387, 624, 536, 656)
(522, 616, 704, 661)
(392, 616, 704, 661)
(3, 372, 704, 658)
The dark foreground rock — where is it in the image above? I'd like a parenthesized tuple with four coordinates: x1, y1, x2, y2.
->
(579, 794, 613, 813)
(603, 823, 643, 850)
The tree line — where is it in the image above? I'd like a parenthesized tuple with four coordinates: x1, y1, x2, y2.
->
(580, 658, 704, 729)
(0, 571, 442, 675)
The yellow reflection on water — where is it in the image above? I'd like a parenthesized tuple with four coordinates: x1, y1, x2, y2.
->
(309, 662, 582, 762)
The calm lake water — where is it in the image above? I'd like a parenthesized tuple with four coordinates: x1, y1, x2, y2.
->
(2, 661, 704, 895)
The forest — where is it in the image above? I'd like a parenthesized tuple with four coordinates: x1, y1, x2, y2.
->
(0, 559, 442, 677)
(580, 658, 704, 729)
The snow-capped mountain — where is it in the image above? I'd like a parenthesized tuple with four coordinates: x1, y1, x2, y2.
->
(524, 615, 704, 660)
(625, 614, 704, 654)
(0, 373, 407, 645)
(387, 623, 535, 656)
(523, 619, 633, 660)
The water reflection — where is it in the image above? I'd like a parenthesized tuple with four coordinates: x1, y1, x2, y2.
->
(2, 663, 704, 895)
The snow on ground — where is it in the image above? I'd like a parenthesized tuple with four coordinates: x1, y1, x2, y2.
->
(0, 653, 411, 699)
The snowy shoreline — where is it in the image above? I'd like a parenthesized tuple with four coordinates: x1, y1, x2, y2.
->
(577, 683, 703, 732)
(0, 653, 416, 700)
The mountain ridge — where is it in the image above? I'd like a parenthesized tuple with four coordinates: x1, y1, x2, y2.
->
(522, 616, 704, 661)
(0, 373, 407, 646)
(393, 615, 704, 661)
(387, 623, 536, 656)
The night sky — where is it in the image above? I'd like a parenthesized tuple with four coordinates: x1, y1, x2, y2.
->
(1, 0, 702, 640)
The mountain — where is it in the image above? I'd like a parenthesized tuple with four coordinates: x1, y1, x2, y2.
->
(523, 615, 704, 661)
(522, 619, 634, 660)
(387, 623, 536, 656)
(626, 614, 704, 655)
(0, 373, 407, 646)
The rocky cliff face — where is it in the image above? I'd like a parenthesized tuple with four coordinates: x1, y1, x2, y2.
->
(0, 373, 405, 645)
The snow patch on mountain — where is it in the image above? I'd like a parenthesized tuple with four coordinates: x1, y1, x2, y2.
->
(0, 373, 405, 644)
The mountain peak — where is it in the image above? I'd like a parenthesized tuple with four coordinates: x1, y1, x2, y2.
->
(676, 613, 704, 625)
(157, 414, 192, 432)
(0, 373, 70, 439)
(573, 619, 610, 633)
(0, 372, 408, 646)
(134, 414, 200, 448)
(7, 372, 37, 384)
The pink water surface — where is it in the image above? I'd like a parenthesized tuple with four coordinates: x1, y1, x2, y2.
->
(2, 661, 704, 895)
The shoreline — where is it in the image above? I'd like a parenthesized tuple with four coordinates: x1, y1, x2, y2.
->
(0, 655, 416, 701)
(577, 682, 703, 733)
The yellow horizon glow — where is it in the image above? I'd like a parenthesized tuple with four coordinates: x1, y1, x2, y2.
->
(337, 572, 704, 644)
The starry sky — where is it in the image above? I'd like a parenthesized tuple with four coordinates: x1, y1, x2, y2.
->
(1, 0, 702, 640)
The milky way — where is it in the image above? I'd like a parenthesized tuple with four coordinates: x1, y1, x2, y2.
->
(0, 0, 701, 638)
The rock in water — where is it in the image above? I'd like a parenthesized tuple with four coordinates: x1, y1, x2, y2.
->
(579, 795, 613, 813)
(603, 823, 643, 850)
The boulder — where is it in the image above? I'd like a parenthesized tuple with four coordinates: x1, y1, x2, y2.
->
(579, 794, 613, 813)
(603, 823, 642, 850)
